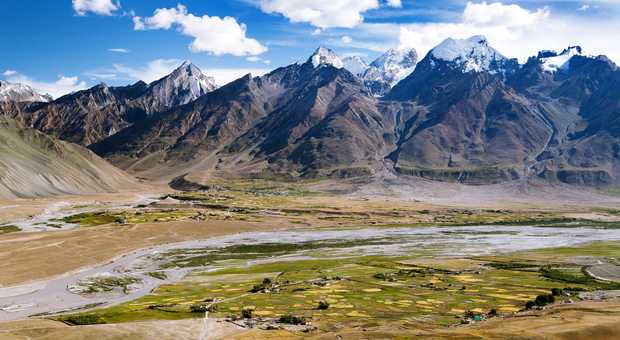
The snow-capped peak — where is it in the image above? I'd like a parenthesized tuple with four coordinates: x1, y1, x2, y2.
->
(144, 61, 217, 110)
(362, 48, 419, 95)
(342, 55, 369, 76)
(538, 46, 583, 73)
(370, 48, 418, 71)
(309, 47, 344, 69)
(0, 80, 52, 102)
(164, 61, 216, 90)
(429, 35, 507, 73)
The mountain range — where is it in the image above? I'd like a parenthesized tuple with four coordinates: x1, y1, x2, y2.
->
(0, 80, 52, 103)
(2, 35, 620, 188)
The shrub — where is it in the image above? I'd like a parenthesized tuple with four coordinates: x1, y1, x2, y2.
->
(250, 277, 275, 292)
(0, 225, 20, 234)
(373, 273, 388, 280)
(278, 315, 307, 325)
(527, 293, 556, 309)
(242, 308, 253, 319)
(64, 314, 105, 325)
(551, 288, 563, 296)
(146, 271, 168, 280)
(317, 300, 330, 310)
(190, 304, 217, 313)
(535, 294, 555, 306)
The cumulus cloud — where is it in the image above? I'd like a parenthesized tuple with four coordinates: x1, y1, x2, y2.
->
(257, 0, 381, 29)
(462, 1, 549, 27)
(3, 71, 87, 99)
(133, 4, 267, 56)
(72, 0, 120, 16)
(389, 1, 620, 63)
(341, 35, 353, 44)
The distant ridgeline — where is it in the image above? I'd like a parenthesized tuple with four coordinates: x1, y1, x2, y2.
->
(2, 37, 620, 187)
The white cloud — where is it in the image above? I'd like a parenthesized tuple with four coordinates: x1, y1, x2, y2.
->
(388, 1, 620, 64)
(132, 15, 145, 30)
(207, 68, 271, 86)
(85, 72, 117, 80)
(246, 56, 272, 65)
(341, 35, 353, 44)
(72, 0, 120, 16)
(462, 1, 549, 27)
(133, 4, 267, 56)
(108, 48, 129, 53)
(386, 0, 402, 8)
(3, 71, 87, 99)
(112, 59, 182, 83)
(578, 5, 590, 11)
(257, 0, 380, 28)
(100, 59, 270, 87)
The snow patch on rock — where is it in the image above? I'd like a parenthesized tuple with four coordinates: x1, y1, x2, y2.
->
(539, 46, 583, 73)
(146, 61, 217, 109)
(342, 55, 369, 76)
(430, 35, 507, 73)
(365, 48, 418, 87)
(310, 47, 344, 69)
(0, 81, 51, 103)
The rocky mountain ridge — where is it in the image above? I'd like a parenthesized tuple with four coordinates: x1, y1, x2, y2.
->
(0, 80, 51, 103)
(1, 62, 217, 145)
(2, 36, 620, 187)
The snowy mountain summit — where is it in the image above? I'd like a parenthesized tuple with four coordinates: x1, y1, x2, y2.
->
(362, 48, 418, 96)
(430, 35, 509, 74)
(144, 61, 217, 109)
(342, 56, 369, 76)
(537, 46, 583, 73)
(0, 80, 52, 102)
(310, 47, 344, 69)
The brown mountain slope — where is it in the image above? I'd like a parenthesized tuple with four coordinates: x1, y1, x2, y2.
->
(92, 48, 391, 179)
(90, 74, 269, 175)
(9, 41, 620, 187)
(221, 62, 389, 177)
(386, 50, 551, 184)
(2, 63, 216, 146)
(510, 54, 620, 186)
(0, 116, 138, 199)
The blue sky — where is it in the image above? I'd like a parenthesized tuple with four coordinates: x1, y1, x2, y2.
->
(1, 0, 619, 97)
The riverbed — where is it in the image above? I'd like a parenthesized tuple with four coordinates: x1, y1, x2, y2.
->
(1, 224, 619, 321)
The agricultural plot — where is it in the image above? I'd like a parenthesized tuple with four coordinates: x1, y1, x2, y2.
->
(56, 236, 620, 333)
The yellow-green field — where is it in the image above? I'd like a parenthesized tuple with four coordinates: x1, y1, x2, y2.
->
(57, 241, 620, 333)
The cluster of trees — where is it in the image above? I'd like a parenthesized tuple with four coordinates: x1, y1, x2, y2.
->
(525, 288, 563, 309)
